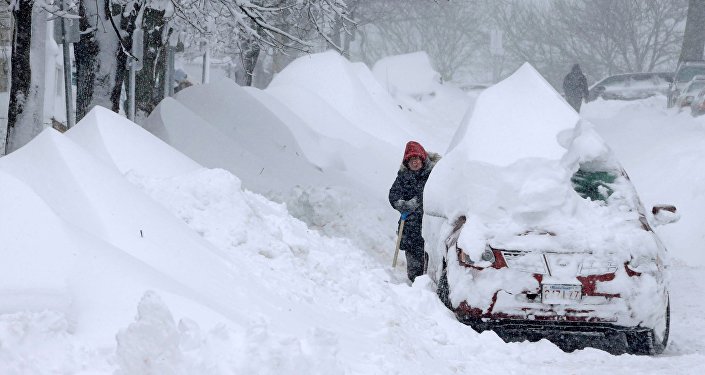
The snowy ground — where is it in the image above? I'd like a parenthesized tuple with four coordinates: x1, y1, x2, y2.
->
(1, 53, 705, 374)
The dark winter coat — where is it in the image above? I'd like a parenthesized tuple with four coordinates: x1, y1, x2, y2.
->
(388, 152, 441, 255)
(563, 64, 589, 111)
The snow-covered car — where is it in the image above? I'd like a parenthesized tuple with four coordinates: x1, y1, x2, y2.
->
(667, 60, 705, 108)
(588, 72, 672, 101)
(675, 75, 705, 108)
(424, 63, 679, 355)
(689, 87, 705, 117)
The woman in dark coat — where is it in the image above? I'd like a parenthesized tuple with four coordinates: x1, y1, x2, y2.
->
(389, 141, 440, 282)
(563, 64, 589, 112)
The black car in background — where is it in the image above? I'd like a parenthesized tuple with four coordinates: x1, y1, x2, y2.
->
(588, 72, 673, 101)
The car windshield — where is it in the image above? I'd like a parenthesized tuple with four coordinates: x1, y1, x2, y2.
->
(598, 76, 625, 87)
(676, 66, 705, 82)
(687, 81, 705, 93)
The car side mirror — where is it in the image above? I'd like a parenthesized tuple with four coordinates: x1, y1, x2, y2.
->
(652, 204, 680, 226)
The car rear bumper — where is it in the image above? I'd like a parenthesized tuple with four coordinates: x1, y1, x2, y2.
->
(454, 288, 631, 324)
(456, 311, 655, 354)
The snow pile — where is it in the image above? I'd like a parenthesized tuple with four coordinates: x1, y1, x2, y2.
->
(1, 106, 487, 374)
(268, 51, 417, 148)
(373, 51, 441, 99)
(445, 63, 579, 165)
(144, 80, 337, 196)
(371, 52, 475, 148)
(144, 76, 399, 248)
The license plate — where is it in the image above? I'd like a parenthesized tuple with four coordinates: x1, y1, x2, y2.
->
(541, 284, 582, 304)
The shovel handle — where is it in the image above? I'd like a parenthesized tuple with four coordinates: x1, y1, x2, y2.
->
(393, 219, 406, 267)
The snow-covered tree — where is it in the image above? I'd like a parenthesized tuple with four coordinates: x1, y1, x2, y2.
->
(356, 0, 487, 82)
(491, 0, 686, 86)
(71, 0, 350, 120)
(202, 0, 353, 87)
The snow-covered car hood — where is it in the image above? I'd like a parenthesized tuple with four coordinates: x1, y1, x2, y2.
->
(425, 63, 659, 263)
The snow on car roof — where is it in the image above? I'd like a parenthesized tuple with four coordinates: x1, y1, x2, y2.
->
(445, 63, 579, 166)
(424, 63, 657, 262)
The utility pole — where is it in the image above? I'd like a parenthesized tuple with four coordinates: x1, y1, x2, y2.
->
(127, 28, 144, 121)
(164, 27, 177, 97)
(202, 27, 211, 84)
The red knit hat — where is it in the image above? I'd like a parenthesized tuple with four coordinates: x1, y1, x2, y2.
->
(403, 141, 427, 162)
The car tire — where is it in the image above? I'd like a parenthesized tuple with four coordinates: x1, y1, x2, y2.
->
(437, 267, 453, 310)
(626, 298, 670, 355)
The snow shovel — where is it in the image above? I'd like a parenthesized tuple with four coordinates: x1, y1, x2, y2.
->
(393, 213, 408, 268)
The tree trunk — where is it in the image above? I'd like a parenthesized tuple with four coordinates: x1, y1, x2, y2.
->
(135, 7, 166, 116)
(75, 0, 99, 122)
(5, 0, 46, 154)
(240, 39, 261, 87)
(75, 0, 125, 120)
(6, 0, 32, 152)
(679, 0, 705, 62)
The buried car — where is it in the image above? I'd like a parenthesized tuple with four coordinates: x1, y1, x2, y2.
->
(423, 63, 679, 355)
(588, 72, 673, 102)
(674, 75, 705, 109)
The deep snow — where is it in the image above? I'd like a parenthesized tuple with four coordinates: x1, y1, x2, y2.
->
(0, 52, 704, 374)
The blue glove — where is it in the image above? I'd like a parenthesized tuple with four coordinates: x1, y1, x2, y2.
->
(400, 212, 410, 220)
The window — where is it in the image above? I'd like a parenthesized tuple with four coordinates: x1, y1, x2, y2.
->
(676, 66, 705, 83)
(571, 169, 616, 202)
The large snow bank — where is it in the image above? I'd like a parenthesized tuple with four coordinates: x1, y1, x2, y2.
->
(0, 113, 256, 343)
(144, 81, 337, 195)
(267, 50, 432, 150)
(373, 51, 441, 98)
(371, 53, 474, 149)
(145, 58, 402, 252)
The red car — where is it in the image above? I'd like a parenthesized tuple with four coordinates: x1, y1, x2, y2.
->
(430, 166, 677, 355)
(425, 64, 679, 355)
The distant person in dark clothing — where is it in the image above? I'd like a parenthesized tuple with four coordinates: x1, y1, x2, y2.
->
(389, 141, 441, 282)
(563, 64, 589, 112)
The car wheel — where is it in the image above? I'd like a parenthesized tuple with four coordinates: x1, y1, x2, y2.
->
(626, 298, 670, 355)
(437, 267, 453, 310)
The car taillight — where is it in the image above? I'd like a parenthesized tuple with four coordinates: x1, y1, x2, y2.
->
(624, 262, 640, 277)
(457, 244, 496, 269)
(625, 255, 657, 276)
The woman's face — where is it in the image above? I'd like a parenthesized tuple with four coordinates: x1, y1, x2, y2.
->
(408, 157, 423, 171)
